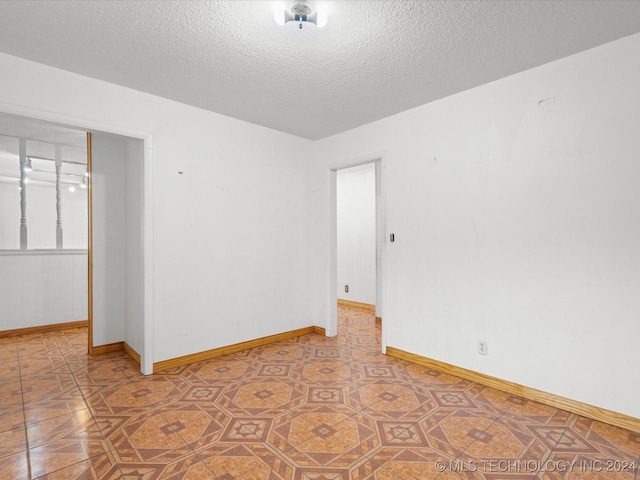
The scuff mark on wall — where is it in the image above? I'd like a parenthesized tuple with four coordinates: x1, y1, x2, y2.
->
(538, 96, 556, 105)
(471, 216, 480, 256)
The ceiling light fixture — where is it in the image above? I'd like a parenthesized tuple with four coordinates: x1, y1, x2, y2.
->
(274, 2, 327, 29)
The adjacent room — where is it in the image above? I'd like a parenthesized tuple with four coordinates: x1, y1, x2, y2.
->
(0, 1, 639, 478)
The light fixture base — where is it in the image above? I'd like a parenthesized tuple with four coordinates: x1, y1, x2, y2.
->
(274, 2, 327, 29)
(290, 4, 312, 16)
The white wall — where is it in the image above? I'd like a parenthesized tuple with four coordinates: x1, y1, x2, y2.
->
(90, 133, 144, 354)
(310, 33, 640, 418)
(0, 181, 87, 249)
(337, 164, 376, 305)
(0, 51, 313, 366)
(0, 250, 87, 330)
(151, 118, 310, 362)
(124, 138, 144, 355)
(91, 134, 126, 346)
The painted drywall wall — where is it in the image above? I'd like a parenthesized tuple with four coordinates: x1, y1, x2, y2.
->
(337, 164, 376, 305)
(151, 116, 310, 362)
(0, 251, 87, 330)
(310, 33, 640, 418)
(124, 138, 144, 356)
(89, 133, 145, 355)
(0, 51, 313, 364)
(0, 182, 87, 249)
(91, 133, 126, 346)
(91, 133, 144, 353)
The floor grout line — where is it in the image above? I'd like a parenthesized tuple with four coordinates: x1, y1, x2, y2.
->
(11, 335, 32, 480)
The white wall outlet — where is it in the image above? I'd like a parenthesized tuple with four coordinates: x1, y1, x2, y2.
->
(478, 340, 488, 356)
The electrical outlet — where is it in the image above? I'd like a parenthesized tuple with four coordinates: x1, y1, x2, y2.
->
(345, 285, 349, 293)
(478, 340, 488, 356)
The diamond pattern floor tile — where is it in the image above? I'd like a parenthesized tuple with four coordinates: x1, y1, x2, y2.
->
(1, 305, 638, 479)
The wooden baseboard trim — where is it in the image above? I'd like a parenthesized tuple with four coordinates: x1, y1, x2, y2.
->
(92, 341, 124, 356)
(0, 320, 88, 338)
(123, 342, 141, 366)
(314, 326, 326, 336)
(153, 326, 317, 373)
(386, 346, 640, 434)
(375, 316, 382, 327)
(337, 299, 376, 312)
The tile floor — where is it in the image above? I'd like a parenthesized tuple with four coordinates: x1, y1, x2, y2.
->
(1, 305, 639, 479)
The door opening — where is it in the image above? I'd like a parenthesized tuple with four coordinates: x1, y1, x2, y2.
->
(336, 163, 376, 307)
(329, 154, 386, 352)
(0, 105, 153, 374)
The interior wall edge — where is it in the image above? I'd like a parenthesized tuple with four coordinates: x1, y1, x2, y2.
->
(123, 341, 141, 366)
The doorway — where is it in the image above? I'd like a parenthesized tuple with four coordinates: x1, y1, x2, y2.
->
(0, 107, 152, 373)
(329, 154, 386, 352)
(337, 163, 376, 306)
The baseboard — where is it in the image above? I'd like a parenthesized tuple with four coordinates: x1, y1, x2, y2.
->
(89, 341, 140, 367)
(386, 346, 640, 435)
(123, 342, 141, 366)
(0, 320, 88, 338)
(337, 299, 376, 312)
(92, 341, 124, 355)
(314, 326, 326, 336)
(375, 316, 382, 327)
(153, 326, 318, 373)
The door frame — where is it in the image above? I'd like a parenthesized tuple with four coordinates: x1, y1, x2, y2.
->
(329, 151, 387, 352)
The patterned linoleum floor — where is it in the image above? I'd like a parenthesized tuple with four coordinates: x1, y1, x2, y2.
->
(1, 305, 639, 479)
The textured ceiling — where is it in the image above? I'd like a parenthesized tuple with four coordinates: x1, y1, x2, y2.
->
(0, 1, 639, 140)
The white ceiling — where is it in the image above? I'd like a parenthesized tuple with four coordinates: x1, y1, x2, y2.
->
(0, 1, 639, 140)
